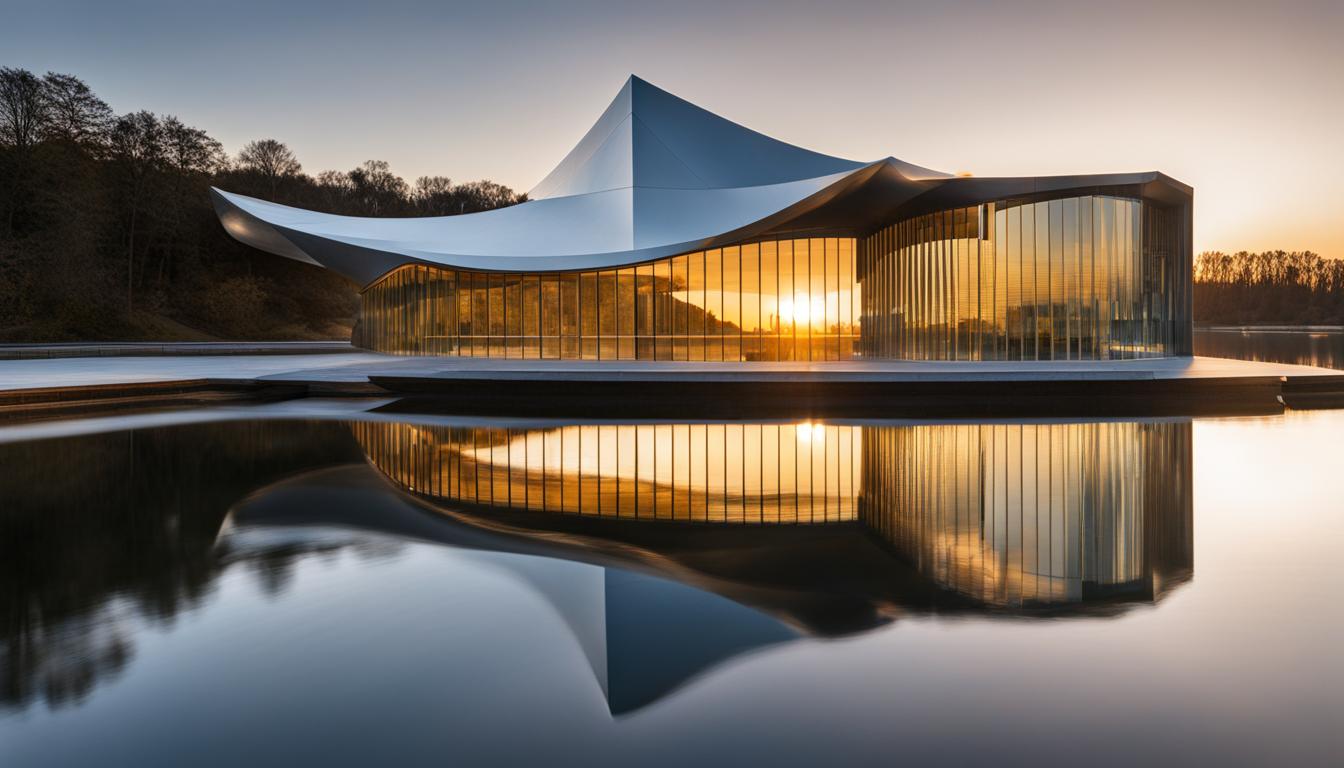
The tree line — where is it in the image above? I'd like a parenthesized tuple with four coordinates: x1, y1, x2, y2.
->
(0, 67, 524, 342)
(1194, 250, 1344, 325)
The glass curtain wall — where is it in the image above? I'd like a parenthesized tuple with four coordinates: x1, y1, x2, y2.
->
(357, 237, 860, 360)
(858, 195, 1184, 360)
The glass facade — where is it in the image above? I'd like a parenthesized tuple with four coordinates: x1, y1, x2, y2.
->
(355, 193, 1189, 361)
(354, 418, 1192, 607)
(356, 238, 860, 361)
(858, 195, 1189, 359)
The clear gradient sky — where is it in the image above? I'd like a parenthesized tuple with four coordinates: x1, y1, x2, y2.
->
(4, 0, 1341, 256)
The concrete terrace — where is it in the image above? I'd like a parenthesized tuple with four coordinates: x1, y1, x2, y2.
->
(0, 351, 1339, 388)
(2, 349, 1342, 418)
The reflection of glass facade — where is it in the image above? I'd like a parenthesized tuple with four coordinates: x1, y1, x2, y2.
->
(858, 196, 1190, 360)
(860, 421, 1192, 605)
(355, 419, 1192, 607)
(357, 238, 860, 360)
(352, 422, 860, 522)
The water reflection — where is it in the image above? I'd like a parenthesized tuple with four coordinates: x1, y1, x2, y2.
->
(1195, 328, 1344, 370)
(0, 422, 366, 712)
(353, 419, 1192, 611)
(1, 416, 1192, 719)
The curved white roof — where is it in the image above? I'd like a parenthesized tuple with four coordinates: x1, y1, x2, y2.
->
(213, 75, 952, 286)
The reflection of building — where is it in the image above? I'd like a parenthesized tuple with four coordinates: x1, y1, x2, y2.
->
(219, 464, 803, 716)
(352, 419, 1193, 610)
(353, 422, 860, 523)
(860, 422, 1192, 607)
(214, 76, 1192, 361)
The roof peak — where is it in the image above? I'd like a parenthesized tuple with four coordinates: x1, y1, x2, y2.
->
(528, 76, 865, 200)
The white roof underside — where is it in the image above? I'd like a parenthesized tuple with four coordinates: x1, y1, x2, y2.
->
(213, 76, 949, 285)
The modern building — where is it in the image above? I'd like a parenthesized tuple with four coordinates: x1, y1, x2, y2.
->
(214, 76, 1193, 361)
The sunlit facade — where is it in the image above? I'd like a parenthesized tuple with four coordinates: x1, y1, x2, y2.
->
(860, 196, 1191, 360)
(216, 75, 1193, 362)
(354, 418, 1192, 607)
(358, 238, 860, 360)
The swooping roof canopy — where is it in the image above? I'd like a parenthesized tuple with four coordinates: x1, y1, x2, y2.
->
(213, 76, 952, 285)
(213, 75, 1186, 287)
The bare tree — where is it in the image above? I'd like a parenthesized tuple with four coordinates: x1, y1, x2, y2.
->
(158, 116, 225, 286)
(236, 138, 301, 199)
(348, 160, 407, 216)
(0, 67, 50, 237)
(40, 72, 112, 148)
(110, 111, 164, 319)
(413, 175, 454, 215)
(314, 169, 353, 212)
(453, 180, 525, 213)
(0, 67, 47, 150)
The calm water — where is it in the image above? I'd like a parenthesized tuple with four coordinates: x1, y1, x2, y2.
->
(1194, 327, 1344, 370)
(1, 333, 1341, 767)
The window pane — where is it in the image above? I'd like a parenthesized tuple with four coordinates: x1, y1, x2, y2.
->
(671, 254, 688, 361)
(704, 248, 723, 361)
(723, 245, 741, 361)
(760, 241, 779, 361)
(618, 267, 635, 360)
(542, 275, 560, 359)
(636, 263, 654, 359)
(598, 270, 617, 360)
(777, 240, 795, 360)
(523, 274, 540, 358)
(741, 243, 761, 360)
(686, 251, 705, 361)
(579, 272, 598, 359)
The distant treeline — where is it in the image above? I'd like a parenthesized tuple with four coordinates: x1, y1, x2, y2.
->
(0, 67, 524, 342)
(1195, 251, 1344, 326)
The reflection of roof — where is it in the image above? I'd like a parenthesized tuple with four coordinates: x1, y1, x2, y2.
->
(221, 465, 801, 716)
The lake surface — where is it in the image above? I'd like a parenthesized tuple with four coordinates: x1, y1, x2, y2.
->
(1195, 327, 1344, 370)
(2, 335, 1342, 766)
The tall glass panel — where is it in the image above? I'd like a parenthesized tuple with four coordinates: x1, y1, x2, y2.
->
(541, 275, 560, 359)
(722, 246, 742, 361)
(1005, 205, 1022, 359)
(1069, 195, 1091, 357)
(579, 272, 598, 359)
(597, 270, 617, 360)
(617, 267, 635, 360)
(671, 255, 688, 361)
(655, 257, 673, 360)
(741, 243, 761, 361)
(777, 240, 795, 360)
(522, 274, 540, 359)
(704, 248, 723, 361)
(635, 263, 654, 360)
(561, 273, 579, 359)
(795, 240, 812, 360)
(1034, 202, 1051, 359)
(1020, 204, 1037, 359)
(686, 251, 705, 361)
